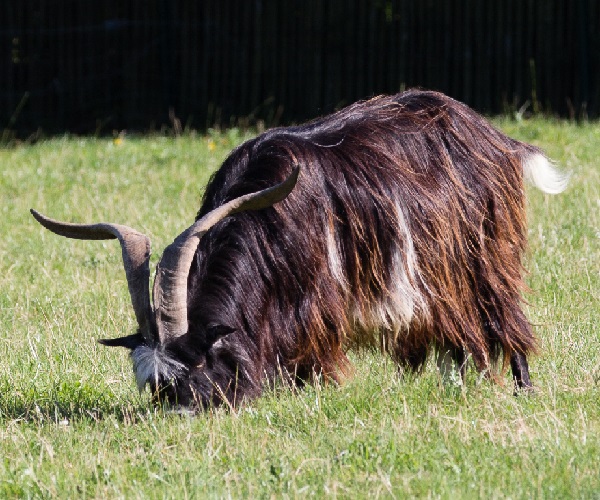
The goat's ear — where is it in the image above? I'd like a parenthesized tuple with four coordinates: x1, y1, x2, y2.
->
(205, 324, 236, 347)
(98, 333, 144, 350)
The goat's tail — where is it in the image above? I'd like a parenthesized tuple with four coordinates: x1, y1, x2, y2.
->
(522, 152, 570, 194)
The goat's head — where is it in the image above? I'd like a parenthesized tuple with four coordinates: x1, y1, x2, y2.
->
(31, 167, 299, 408)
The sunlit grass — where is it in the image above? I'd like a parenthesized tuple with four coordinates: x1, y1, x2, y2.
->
(0, 120, 598, 497)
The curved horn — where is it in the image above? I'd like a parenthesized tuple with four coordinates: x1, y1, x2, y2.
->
(153, 166, 300, 343)
(30, 209, 156, 345)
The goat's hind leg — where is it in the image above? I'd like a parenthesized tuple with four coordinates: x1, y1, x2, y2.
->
(483, 310, 536, 395)
(510, 351, 534, 394)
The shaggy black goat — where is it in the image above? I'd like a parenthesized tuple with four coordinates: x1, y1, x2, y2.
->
(32, 90, 567, 409)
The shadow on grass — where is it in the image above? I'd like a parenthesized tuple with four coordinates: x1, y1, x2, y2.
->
(0, 380, 152, 424)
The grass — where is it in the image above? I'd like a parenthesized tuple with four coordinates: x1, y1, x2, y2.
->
(0, 120, 598, 498)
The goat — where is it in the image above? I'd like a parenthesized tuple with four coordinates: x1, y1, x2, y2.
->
(32, 90, 567, 409)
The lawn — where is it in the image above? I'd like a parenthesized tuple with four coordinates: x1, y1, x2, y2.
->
(0, 120, 598, 498)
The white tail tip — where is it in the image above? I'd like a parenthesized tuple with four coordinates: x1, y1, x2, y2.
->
(523, 153, 570, 194)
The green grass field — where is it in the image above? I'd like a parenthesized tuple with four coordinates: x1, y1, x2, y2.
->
(0, 120, 598, 498)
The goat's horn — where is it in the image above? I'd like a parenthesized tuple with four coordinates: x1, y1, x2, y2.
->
(153, 166, 300, 343)
(30, 209, 156, 345)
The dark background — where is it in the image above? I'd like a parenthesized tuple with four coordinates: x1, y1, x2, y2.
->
(2, 1, 598, 137)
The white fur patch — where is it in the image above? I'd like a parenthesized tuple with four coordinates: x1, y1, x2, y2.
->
(131, 346, 187, 392)
(325, 223, 348, 290)
(523, 153, 569, 194)
(353, 198, 429, 335)
(376, 201, 429, 332)
(384, 247, 423, 328)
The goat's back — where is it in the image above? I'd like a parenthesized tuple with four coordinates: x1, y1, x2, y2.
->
(190, 90, 540, 379)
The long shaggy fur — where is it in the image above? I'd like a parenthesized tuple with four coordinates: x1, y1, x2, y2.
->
(143, 90, 564, 408)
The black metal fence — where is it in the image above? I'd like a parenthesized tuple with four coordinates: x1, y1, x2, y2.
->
(2, 1, 598, 136)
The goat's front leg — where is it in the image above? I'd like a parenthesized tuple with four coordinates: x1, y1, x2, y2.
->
(436, 345, 466, 386)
